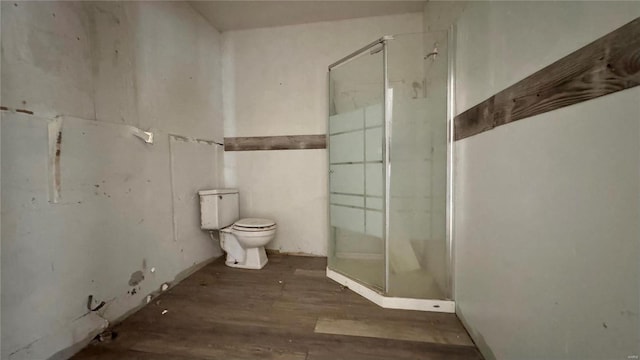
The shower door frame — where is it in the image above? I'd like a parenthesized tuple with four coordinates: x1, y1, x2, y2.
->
(328, 35, 390, 293)
(326, 28, 456, 312)
(445, 25, 456, 301)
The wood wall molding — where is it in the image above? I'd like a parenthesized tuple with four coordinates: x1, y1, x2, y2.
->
(224, 134, 326, 151)
(454, 17, 640, 140)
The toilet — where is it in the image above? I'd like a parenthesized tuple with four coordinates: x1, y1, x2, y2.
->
(198, 189, 277, 269)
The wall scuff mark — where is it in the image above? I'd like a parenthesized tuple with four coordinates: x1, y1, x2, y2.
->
(128, 271, 145, 286)
(86, 295, 106, 312)
(169, 133, 223, 146)
(47, 118, 63, 203)
(130, 126, 154, 144)
(16, 109, 34, 115)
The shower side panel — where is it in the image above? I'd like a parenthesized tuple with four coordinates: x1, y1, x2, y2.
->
(386, 31, 450, 300)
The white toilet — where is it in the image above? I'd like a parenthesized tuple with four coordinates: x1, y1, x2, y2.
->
(198, 189, 277, 269)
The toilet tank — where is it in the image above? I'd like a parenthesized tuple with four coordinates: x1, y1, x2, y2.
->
(198, 189, 239, 230)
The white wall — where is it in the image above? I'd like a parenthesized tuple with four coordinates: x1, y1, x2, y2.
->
(1, 2, 224, 359)
(222, 13, 423, 255)
(448, 1, 640, 359)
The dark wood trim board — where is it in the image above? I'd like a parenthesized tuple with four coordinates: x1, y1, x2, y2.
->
(224, 134, 326, 151)
(454, 17, 640, 140)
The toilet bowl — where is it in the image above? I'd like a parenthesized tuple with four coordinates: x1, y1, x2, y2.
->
(199, 189, 277, 270)
(219, 218, 277, 269)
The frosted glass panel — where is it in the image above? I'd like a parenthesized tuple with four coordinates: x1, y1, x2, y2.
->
(367, 197, 383, 210)
(365, 103, 383, 127)
(330, 205, 364, 234)
(330, 164, 364, 195)
(365, 163, 383, 197)
(329, 109, 363, 134)
(330, 131, 364, 163)
(366, 210, 383, 238)
(365, 127, 383, 162)
(331, 194, 365, 208)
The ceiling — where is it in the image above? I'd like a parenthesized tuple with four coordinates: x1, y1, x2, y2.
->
(189, 1, 425, 32)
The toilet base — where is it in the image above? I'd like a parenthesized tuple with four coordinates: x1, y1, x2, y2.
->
(225, 246, 268, 269)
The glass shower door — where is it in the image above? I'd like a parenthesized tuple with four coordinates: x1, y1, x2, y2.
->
(328, 42, 386, 292)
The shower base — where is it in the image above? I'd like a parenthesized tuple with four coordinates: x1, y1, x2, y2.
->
(326, 268, 455, 313)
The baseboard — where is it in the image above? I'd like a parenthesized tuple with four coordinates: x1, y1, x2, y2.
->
(266, 248, 325, 257)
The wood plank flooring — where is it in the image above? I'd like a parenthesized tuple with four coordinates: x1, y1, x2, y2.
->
(73, 255, 482, 360)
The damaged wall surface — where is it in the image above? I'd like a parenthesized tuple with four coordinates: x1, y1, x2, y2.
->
(1, 2, 224, 359)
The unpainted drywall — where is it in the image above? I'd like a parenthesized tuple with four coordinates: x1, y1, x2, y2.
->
(223, 13, 423, 256)
(1, 2, 224, 359)
(451, 2, 640, 359)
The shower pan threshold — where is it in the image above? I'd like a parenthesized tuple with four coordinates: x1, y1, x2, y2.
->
(326, 268, 455, 313)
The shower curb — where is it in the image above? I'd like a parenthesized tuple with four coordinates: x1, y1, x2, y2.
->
(326, 268, 455, 313)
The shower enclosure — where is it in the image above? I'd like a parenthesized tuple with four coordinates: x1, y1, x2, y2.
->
(326, 30, 454, 312)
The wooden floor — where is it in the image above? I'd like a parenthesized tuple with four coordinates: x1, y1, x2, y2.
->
(73, 255, 482, 360)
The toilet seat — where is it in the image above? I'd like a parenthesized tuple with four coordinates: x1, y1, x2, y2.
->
(232, 218, 276, 232)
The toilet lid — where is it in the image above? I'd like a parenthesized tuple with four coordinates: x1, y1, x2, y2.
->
(233, 218, 276, 230)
